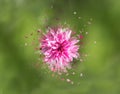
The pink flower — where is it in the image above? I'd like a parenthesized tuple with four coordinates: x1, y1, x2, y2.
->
(40, 27, 79, 73)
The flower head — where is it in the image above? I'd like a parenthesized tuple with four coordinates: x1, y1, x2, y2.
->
(40, 27, 79, 73)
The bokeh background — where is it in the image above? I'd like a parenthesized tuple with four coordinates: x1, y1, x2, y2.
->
(0, 0, 120, 94)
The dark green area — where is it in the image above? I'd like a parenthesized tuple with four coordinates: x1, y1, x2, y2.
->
(0, 0, 120, 94)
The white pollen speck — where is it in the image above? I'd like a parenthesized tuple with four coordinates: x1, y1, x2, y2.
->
(64, 21, 67, 25)
(25, 43, 27, 46)
(85, 54, 88, 57)
(66, 73, 69, 76)
(86, 32, 88, 35)
(71, 81, 74, 84)
(94, 41, 97, 44)
(87, 21, 92, 25)
(79, 31, 83, 33)
(90, 18, 93, 21)
(51, 5, 53, 8)
(77, 82, 80, 85)
(80, 73, 83, 77)
(66, 79, 71, 82)
(72, 72, 75, 75)
(58, 72, 62, 75)
(73, 11, 77, 15)
(78, 16, 81, 19)
(80, 59, 83, 62)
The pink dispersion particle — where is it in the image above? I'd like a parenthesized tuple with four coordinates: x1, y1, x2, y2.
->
(61, 78, 65, 81)
(71, 31, 76, 35)
(40, 27, 80, 73)
(78, 34, 84, 39)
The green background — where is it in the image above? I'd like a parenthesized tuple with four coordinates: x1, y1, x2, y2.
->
(0, 0, 120, 94)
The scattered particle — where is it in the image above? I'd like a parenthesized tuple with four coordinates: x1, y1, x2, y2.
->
(52, 74, 54, 77)
(61, 78, 65, 81)
(30, 32, 33, 36)
(85, 32, 88, 35)
(34, 51, 41, 54)
(71, 81, 74, 84)
(79, 31, 82, 33)
(34, 47, 39, 50)
(31, 42, 35, 45)
(39, 47, 42, 50)
(72, 31, 76, 35)
(66, 79, 71, 82)
(64, 21, 67, 25)
(84, 54, 88, 57)
(25, 43, 28, 46)
(72, 72, 75, 75)
(24, 36, 28, 38)
(51, 5, 53, 8)
(78, 16, 81, 19)
(58, 72, 62, 75)
(66, 73, 69, 76)
(94, 41, 97, 44)
(80, 73, 83, 77)
(87, 21, 92, 25)
(37, 29, 41, 33)
(80, 58, 83, 62)
(34, 62, 40, 68)
(80, 41, 83, 45)
(51, 67, 56, 72)
(90, 18, 93, 21)
(77, 82, 80, 85)
(55, 18, 59, 21)
(79, 34, 83, 39)
(73, 11, 77, 15)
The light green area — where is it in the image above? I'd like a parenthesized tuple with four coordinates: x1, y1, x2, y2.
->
(0, 0, 120, 94)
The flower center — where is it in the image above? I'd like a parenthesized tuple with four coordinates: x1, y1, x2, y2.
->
(55, 41, 65, 52)
(57, 45, 63, 52)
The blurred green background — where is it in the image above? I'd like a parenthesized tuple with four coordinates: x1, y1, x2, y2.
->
(0, 0, 120, 94)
